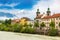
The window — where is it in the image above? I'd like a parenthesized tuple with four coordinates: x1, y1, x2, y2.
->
(59, 18, 60, 20)
(56, 22, 58, 24)
(56, 18, 58, 20)
(36, 20, 39, 22)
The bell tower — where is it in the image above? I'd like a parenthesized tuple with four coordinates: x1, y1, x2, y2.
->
(46, 8, 51, 16)
(36, 9, 40, 16)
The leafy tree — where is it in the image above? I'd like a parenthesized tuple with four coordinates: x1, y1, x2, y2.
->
(29, 23, 32, 27)
(59, 22, 60, 27)
(20, 26, 35, 34)
(48, 21, 58, 36)
(34, 20, 39, 27)
(4, 19, 8, 25)
(50, 21, 55, 28)
(8, 19, 11, 24)
(4, 19, 11, 25)
(0, 20, 4, 24)
(40, 22, 45, 27)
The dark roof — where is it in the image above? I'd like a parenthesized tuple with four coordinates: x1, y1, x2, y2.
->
(21, 17, 32, 21)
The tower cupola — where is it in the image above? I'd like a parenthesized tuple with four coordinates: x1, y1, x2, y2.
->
(36, 9, 40, 16)
(46, 8, 51, 16)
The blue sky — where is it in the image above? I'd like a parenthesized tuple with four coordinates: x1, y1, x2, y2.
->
(0, 0, 39, 9)
(0, 0, 60, 20)
(0, 0, 40, 20)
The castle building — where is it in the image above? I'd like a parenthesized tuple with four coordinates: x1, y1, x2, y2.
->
(35, 8, 60, 29)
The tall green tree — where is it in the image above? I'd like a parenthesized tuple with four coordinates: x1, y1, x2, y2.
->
(4, 19, 11, 25)
(40, 22, 45, 27)
(49, 21, 55, 28)
(4, 19, 8, 25)
(59, 22, 60, 27)
(34, 21, 39, 27)
(8, 19, 11, 24)
(29, 23, 32, 27)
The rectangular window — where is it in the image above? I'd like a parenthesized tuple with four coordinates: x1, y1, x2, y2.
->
(56, 18, 58, 20)
(56, 22, 58, 24)
(59, 18, 60, 20)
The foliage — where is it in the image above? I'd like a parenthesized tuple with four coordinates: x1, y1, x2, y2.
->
(23, 22, 28, 27)
(40, 22, 45, 27)
(0, 20, 4, 24)
(59, 22, 60, 27)
(4, 19, 11, 25)
(21, 26, 35, 34)
(48, 28, 58, 36)
(49, 21, 58, 36)
(8, 19, 11, 24)
(29, 23, 32, 27)
(49, 21, 55, 28)
(0, 19, 59, 36)
(11, 23, 23, 32)
(34, 21, 39, 27)
(0, 20, 35, 34)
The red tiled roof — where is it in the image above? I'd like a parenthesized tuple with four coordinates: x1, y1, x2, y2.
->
(42, 16, 53, 19)
(52, 13, 60, 17)
(21, 17, 32, 21)
(42, 13, 60, 19)
(11, 17, 32, 23)
(12, 19, 20, 23)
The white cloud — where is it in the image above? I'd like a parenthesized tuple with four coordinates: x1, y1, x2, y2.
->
(0, 16, 9, 20)
(50, 0, 60, 13)
(0, 0, 60, 20)
(0, 3, 19, 8)
(0, 9, 35, 20)
(5, 3, 19, 8)
(32, 0, 60, 14)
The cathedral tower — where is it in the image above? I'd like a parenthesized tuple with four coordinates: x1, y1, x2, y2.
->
(36, 9, 40, 16)
(46, 8, 51, 16)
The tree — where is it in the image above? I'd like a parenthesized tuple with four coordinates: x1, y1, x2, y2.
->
(29, 23, 32, 27)
(49, 21, 55, 28)
(59, 22, 60, 27)
(40, 22, 45, 27)
(48, 21, 58, 36)
(34, 21, 39, 27)
(4, 19, 11, 25)
(8, 19, 11, 24)
(4, 19, 8, 25)
(48, 28, 58, 36)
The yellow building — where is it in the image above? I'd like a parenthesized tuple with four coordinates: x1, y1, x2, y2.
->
(12, 17, 34, 27)
(20, 17, 34, 26)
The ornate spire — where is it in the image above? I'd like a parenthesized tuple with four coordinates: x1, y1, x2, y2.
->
(36, 9, 40, 16)
(37, 9, 39, 12)
(47, 8, 51, 16)
(48, 8, 50, 11)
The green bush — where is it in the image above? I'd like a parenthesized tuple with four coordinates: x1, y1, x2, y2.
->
(4, 27, 9, 31)
(0, 23, 24, 32)
(11, 24, 23, 32)
(0, 24, 6, 31)
(48, 28, 58, 36)
(20, 27, 35, 34)
(20, 27, 26, 33)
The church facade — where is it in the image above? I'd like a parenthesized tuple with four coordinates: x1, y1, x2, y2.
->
(35, 8, 60, 29)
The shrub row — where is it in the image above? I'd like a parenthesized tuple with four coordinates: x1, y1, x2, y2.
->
(0, 24, 35, 34)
